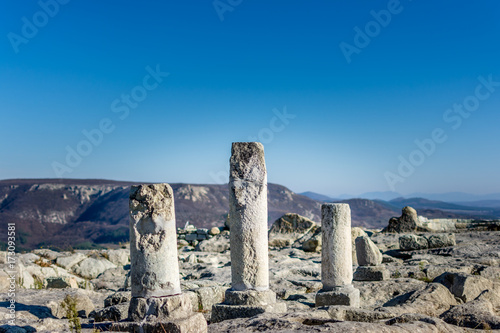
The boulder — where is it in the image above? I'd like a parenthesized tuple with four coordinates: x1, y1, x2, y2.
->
(46, 289, 96, 318)
(268, 213, 317, 248)
(440, 298, 500, 329)
(378, 283, 457, 317)
(301, 228, 322, 252)
(427, 233, 456, 248)
(104, 249, 129, 266)
(46, 276, 78, 289)
(195, 234, 230, 252)
(193, 286, 228, 311)
(355, 236, 382, 266)
(104, 291, 132, 307)
(55, 252, 86, 270)
(93, 302, 129, 322)
(209, 227, 221, 236)
(73, 257, 116, 279)
(385, 206, 418, 233)
(399, 234, 428, 250)
(351, 227, 368, 265)
(433, 272, 495, 302)
(91, 267, 128, 291)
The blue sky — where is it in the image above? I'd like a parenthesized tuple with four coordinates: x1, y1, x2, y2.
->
(1, 0, 499, 197)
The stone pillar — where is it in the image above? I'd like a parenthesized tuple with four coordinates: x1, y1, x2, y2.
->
(211, 142, 286, 323)
(316, 203, 360, 307)
(124, 184, 207, 333)
(129, 184, 181, 298)
(229, 142, 269, 291)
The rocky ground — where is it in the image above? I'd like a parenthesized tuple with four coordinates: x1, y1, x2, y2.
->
(0, 214, 499, 332)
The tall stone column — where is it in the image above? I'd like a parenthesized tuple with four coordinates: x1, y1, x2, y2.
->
(124, 184, 207, 333)
(315, 203, 360, 307)
(211, 142, 286, 323)
(229, 142, 269, 291)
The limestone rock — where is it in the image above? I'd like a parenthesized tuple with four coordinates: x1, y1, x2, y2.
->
(353, 266, 389, 281)
(378, 283, 457, 317)
(268, 213, 317, 248)
(302, 229, 322, 252)
(385, 206, 418, 233)
(73, 257, 116, 279)
(355, 236, 382, 266)
(55, 252, 86, 270)
(351, 227, 368, 265)
(46, 289, 96, 318)
(193, 286, 228, 311)
(209, 227, 221, 236)
(399, 234, 428, 251)
(104, 248, 130, 266)
(104, 291, 131, 307)
(433, 272, 495, 302)
(45, 276, 78, 289)
(440, 298, 500, 329)
(93, 302, 129, 322)
(195, 234, 230, 253)
(91, 266, 128, 291)
(427, 233, 456, 248)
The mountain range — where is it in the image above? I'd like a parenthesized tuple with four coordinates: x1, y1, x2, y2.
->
(324, 191, 500, 204)
(1, 179, 498, 251)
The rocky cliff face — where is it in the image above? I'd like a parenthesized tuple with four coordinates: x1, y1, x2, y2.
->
(0, 179, 322, 250)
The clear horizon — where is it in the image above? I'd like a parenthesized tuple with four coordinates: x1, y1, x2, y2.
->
(1, 1, 499, 197)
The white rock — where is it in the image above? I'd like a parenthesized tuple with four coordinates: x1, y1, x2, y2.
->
(73, 257, 116, 279)
(56, 252, 87, 270)
(104, 248, 130, 266)
(355, 236, 382, 266)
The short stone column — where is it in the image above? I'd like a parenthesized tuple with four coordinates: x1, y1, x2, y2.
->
(122, 184, 206, 333)
(315, 203, 360, 307)
(353, 235, 389, 281)
(211, 142, 286, 322)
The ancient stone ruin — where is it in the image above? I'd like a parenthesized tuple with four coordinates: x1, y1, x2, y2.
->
(315, 203, 360, 307)
(121, 184, 207, 332)
(211, 142, 287, 322)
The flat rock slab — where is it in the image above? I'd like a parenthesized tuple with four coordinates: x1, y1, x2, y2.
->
(353, 266, 390, 281)
(112, 312, 207, 333)
(211, 302, 287, 323)
(315, 286, 360, 307)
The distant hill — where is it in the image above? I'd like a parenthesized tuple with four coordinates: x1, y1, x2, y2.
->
(2, 179, 498, 251)
(298, 191, 336, 202)
(389, 197, 500, 219)
(0, 179, 321, 251)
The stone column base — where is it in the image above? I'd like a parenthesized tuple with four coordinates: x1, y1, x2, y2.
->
(353, 265, 390, 281)
(116, 293, 207, 332)
(112, 312, 207, 333)
(315, 285, 360, 307)
(211, 289, 287, 323)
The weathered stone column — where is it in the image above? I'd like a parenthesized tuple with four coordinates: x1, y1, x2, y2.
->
(124, 184, 207, 333)
(316, 203, 360, 307)
(211, 142, 286, 322)
(229, 142, 269, 291)
(129, 184, 180, 298)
